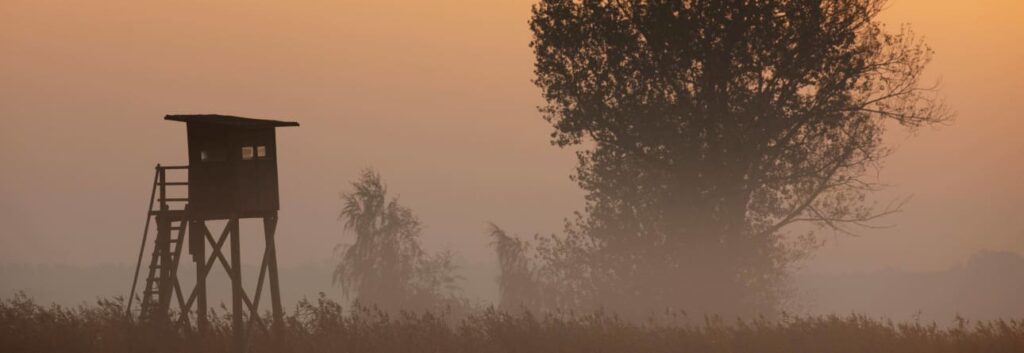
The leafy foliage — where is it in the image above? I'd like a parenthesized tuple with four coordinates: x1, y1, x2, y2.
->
(334, 170, 464, 313)
(525, 0, 950, 318)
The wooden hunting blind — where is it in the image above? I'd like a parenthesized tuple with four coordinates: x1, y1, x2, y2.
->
(166, 114, 299, 219)
(126, 114, 298, 353)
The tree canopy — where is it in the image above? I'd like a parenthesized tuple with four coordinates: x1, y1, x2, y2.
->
(525, 0, 948, 318)
(334, 170, 463, 313)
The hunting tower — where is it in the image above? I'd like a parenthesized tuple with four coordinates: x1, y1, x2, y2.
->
(126, 114, 299, 352)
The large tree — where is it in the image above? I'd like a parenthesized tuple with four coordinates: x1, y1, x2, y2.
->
(528, 0, 948, 317)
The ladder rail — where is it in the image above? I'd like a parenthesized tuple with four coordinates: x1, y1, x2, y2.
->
(125, 165, 161, 317)
(160, 220, 189, 316)
(140, 216, 189, 320)
(139, 223, 167, 315)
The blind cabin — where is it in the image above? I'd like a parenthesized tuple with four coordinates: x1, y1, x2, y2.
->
(165, 114, 299, 219)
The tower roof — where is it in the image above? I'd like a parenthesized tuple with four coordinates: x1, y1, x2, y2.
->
(165, 114, 299, 128)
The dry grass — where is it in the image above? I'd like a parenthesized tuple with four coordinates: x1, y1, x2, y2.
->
(2, 293, 1022, 353)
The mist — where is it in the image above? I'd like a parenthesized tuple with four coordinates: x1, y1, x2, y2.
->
(4, 249, 1023, 324)
(2, 1, 1024, 351)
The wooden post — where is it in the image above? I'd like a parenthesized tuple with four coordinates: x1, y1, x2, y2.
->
(193, 221, 208, 334)
(229, 218, 245, 353)
(263, 214, 284, 337)
(155, 215, 172, 320)
(156, 167, 172, 320)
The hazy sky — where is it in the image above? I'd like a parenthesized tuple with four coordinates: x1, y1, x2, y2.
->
(1, 0, 1021, 275)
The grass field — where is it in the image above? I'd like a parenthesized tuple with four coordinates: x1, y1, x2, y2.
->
(2, 293, 1022, 353)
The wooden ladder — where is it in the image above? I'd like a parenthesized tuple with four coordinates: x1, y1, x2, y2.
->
(126, 164, 190, 321)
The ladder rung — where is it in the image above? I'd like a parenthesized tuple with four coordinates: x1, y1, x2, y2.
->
(159, 198, 189, 202)
(159, 182, 189, 186)
(157, 165, 189, 170)
(149, 210, 188, 217)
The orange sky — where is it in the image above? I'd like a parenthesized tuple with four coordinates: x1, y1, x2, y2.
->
(1, 0, 1021, 275)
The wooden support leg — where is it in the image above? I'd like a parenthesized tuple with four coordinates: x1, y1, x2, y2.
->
(155, 168, 171, 321)
(263, 214, 284, 338)
(156, 215, 172, 321)
(193, 221, 208, 334)
(229, 218, 246, 353)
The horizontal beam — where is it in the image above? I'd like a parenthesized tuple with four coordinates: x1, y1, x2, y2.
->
(159, 198, 189, 202)
(156, 165, 189, 170)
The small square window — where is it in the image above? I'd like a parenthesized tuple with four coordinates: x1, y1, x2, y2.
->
(200, 151, 209, 161)
(241, 146, 254, 160)
(256, 146, 267, 158)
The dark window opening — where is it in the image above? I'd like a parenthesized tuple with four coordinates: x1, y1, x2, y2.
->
(200, 149, 226, 162)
